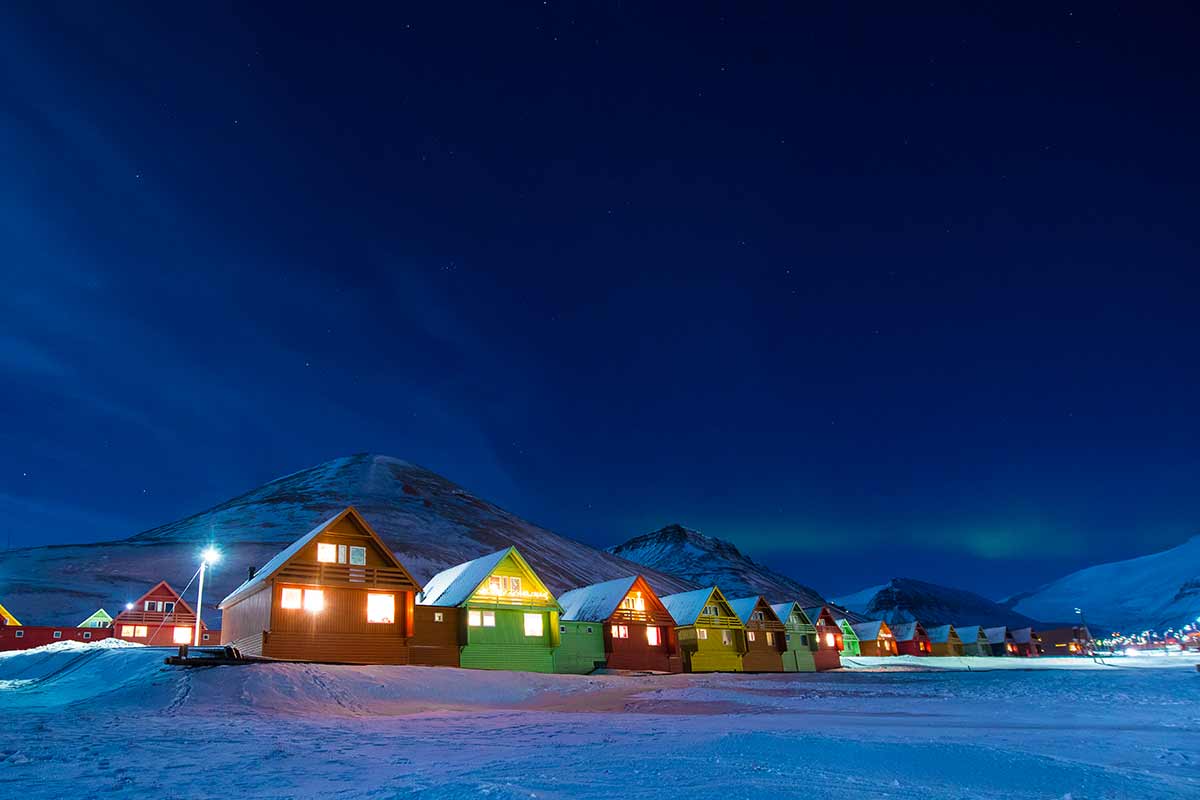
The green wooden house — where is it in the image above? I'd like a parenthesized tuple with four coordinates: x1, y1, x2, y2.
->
(660, 587, 747, 673)
(418, 546, 561, 673)
(837, 618, 861, 657)
(769, 602, 818, 672)
(553, 619, 606, 674)
(77, 609, 114, 629)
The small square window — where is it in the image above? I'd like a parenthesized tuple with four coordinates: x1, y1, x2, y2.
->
(482, 611, 496, 628)
(202, 634, 211, 641)
(135, 626, 148, 638)
(14, 630, 23, 638)
(121, 625, 135, 638)
(349, 546, 367, 565)
(303, 589, 325, 612)
(434, 612, 444, 623)
(163, 602, 175, 614)
(317, 543, 337, 563)
(697, 628, 708, 640)
(367, 594, 395, 624)
(523, 613, 543, 637)
(468, 610, 482, 627)
(586, 626, 593, 634)
(560, 625, 566, 633)
(53, 631, 62, 639)
(83, 631, 92, 640)
(173, 626, 192, 645)
(280, 587, 303, 609)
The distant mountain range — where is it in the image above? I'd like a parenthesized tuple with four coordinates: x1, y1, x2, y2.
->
(0, 454, 692, 626)
(607, 524, 826, 607)
(832, 577, 1040, 628)
(1005, 534, 1200, 633)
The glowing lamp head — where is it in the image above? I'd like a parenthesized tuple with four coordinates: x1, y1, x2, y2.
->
(125, 602, 134, 611)
(201, 547, 221, 565)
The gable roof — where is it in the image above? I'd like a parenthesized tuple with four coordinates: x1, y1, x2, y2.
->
(891, 621, 926, 641)
(926, 624, 959, 644)
(803, 606, 835, 625)
(221, 506, 417, 607)
(125, 581, 196, 615)
(1011, 627, 1037, 643)
(836, 619, 859, 639)
(0, 602, 20, 627)
(78, 609, 113, 627)
(728, 595, 780, 626)
(557, 575, 639, 622)
(418, 546, 555, 608)
(955, 624, 986, 642)
(769, 601, 813, 627)
(661, 587, 729, 626)
(850, 620, 888, 640)
(983, 625, 1011, 644)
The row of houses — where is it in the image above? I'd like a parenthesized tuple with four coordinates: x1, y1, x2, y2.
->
(0, 508, 1089, 668)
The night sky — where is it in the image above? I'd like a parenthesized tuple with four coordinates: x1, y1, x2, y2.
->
(4, 3, 1198, 599)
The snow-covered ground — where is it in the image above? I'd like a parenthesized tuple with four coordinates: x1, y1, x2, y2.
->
(1, 644, 1198, 799)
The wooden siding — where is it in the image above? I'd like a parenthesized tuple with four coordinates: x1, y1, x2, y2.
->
(410, 605, 461, 667)
(460, 607, 558, 673)
(0, 626, 113, 651)
(677, 624, 745, 673)
(741, 599, 786, 672)
(219, 584, 272, 657)
(605, 622, 681, 673)
(264, 631, 409, 664)
(113, 582, 209, 646)
(553, 621, 606, 674)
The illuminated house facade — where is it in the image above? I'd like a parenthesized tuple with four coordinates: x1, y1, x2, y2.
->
(729, 596, 785, 672)
(770, 602, 819, 672)
(78, 609, 114, 629)
(1037, 625, 1092, 656)
(416, 546, 561, 673)
(114, 581, 212, 646)
(892, 621, 932, 656)
(661, 587, 747, 673)
(219, 507, 420, 664)
(954, 624, 989, 656)
(837, 618, 861, 657)
(851, 620, 898, 656)
(803, 606, 844, 670)
(1011, 627, 1042, 657)
(556, 575, 681, 673)
(983, 625, 1017, 656)
(927, 624, 964, 657)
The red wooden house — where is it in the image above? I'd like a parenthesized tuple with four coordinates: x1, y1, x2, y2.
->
(113, 581, 215, 646)
(220, 507, 420, 664)
(803, 606, 844, 671)
(1010, 627, 1042, 657)
(556, 575, 682, 673)
(0, 602, 114, 651)
(892, 621, 932, 656)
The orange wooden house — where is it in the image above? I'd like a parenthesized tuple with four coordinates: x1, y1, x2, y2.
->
(729, 595, 786, 672)
(113, 581, 214, 646)
(219, 507, 421, 664)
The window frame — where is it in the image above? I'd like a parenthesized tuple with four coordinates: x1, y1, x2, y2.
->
(523, 612, 543, 637)
(280, 587, 303, 609)
(366, 593, 396, 624)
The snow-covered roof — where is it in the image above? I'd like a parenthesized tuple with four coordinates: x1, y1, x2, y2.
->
(955, 624, 985, 642)
(557, 575, 639, 622)
(419, 547, 517, 607)
(892, 621, 923, 641)
(983, 626, 1010, 644)
(926, 624, 958, 643)
(728, 595, 767, 625)
(1011, 627, 1036, 643)
(770, 602, 812, 627)
(851, 620, 886, 640)
(803, 606, 832, 625)
(661, 587, 719, 625)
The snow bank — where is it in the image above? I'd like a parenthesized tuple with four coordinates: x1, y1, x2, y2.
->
(840, 653, 1200, 671)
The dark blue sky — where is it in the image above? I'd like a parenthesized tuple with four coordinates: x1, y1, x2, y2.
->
(3, 3, 1198, 598)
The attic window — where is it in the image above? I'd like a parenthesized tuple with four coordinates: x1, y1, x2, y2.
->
(621, 592, 645, 611)
(703, 604, 718, 617)
(349, 546, 367, 566)
(317, 543, 338, 563)
(163, 602, 175, 614)
(751, 611, 763, 621)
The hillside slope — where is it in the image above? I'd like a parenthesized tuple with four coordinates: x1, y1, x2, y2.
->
(0, 454, 693, 625)
(607, 524, 825, 606)
(1007, 535, 1200, 633)
(833, 577, 1041, 628)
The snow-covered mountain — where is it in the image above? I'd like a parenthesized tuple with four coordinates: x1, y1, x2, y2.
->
(1006, 535, 1200, 633)
(606, 524, 825, 607)
(833, 577, 1041, 628)
(0, 454, 693, 626)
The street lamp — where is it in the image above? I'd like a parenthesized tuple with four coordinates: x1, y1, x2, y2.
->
(194, 547, 220, 646)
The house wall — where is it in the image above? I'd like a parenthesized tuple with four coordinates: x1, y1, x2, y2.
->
(859, 637, 898, 657)
(220, 584, 273, 656)
(677, 624, 744, 673)
(780, 615, 818, 672)
(606, 623, 681, 672)
(460, 606, 558, 673)
(741, 628, 785, 672)
(811, 616, 843, 671)
(552, 620, 606, 674)
(0, 626, 113, 651)
(262, 584, 413, 664)
(931, 640, 963, 657)
(410, 605, 461, 667)
(897, 636, 931, 656)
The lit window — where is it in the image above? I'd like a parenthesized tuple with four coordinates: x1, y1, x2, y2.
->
(747, 631, 756, 642)
(121, 625, 135, 637)
(697, 628, 708, 640)
(611, 625, 629, 639)
(338, 544, 348, 564)
(317, 543, 337, 563)
(721, 629, 732, 646)
(766, 632, 774, 646)
(83, 631, 91, 640)
(367, 594, 395, 624)
(825, 632, 836, 648)
(135, 626, 148, 638)
(280, 588, 302, 609)
(646, 626, 660, 646)
(304, 589, 325, 612)
(468, 610, 482, 627)
(524, 613, 543, 637)
(488, 576, 503, 594)
(482, 611, 496, 627)
(434, 612, 444, 623)
(173, 626, 192, 644)
(622, 592, 645, 611)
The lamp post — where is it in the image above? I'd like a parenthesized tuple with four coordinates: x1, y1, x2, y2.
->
(194, 547, 220, 646)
